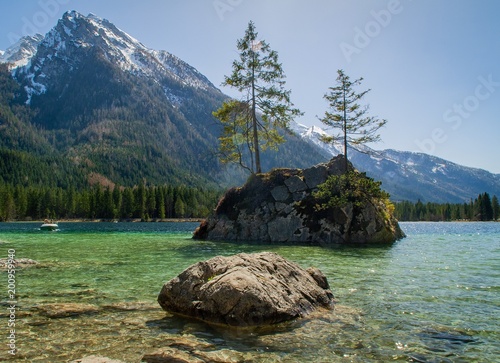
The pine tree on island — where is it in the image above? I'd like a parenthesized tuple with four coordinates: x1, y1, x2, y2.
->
(313, 69, 391, 212)
(213, 21, 302, 174)
(319, 69, 387, 173)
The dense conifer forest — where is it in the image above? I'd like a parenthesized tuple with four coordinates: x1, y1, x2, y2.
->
(393, 193, 499, 222)
(0, 183, 221, 221)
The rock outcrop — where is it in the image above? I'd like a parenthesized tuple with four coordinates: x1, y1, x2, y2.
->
(157, 252, 334, 326)
(193, 156, 405, 245)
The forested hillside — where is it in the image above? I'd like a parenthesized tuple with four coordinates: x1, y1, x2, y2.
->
(1, 64, 86, 188)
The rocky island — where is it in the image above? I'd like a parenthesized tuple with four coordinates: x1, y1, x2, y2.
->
(194, 156, 405, 245)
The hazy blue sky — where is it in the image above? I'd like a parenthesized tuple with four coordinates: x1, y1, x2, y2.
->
(1, 0, 499, 173)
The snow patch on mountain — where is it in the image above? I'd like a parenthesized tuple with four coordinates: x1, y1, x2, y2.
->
(152, 50, 214, 90)
(432, 164, 447, 175)
(25, 73, 47, 103)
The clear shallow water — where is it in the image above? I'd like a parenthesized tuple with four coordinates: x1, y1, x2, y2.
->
(0, 221, 498, 362)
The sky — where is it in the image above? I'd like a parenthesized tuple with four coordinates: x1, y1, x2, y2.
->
(1, 0, 499, 173)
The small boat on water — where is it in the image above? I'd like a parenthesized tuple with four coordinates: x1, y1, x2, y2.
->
(40, 219, 59, 231)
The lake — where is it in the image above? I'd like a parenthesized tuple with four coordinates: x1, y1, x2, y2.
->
(0, 221, 498, 362)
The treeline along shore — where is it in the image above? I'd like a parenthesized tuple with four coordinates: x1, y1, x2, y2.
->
(0, 182, 498, 223)
(393, 192, 499, 222)
(0, 184, 221, 222)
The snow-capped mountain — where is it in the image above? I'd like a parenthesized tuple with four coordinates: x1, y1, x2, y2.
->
(4, 11, 217, 105)
(292, 122, 500, 202)
(0, 34, 44, 68)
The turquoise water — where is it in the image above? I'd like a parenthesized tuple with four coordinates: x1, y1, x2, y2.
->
(0, 221, 498, 362)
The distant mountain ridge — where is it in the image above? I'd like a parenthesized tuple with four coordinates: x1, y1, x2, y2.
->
(1, 11, 498, 203)
(292, 123, 500, 203)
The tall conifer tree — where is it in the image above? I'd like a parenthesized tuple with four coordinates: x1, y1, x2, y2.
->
(214, 21, 301, 174)
(320, 69, 387, 172)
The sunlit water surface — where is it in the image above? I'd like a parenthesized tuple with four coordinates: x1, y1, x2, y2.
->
(0, 222, 498, 362)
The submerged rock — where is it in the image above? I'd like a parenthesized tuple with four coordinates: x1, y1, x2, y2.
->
(142, 347, 203, 363)
(193, 156, 405, 245)
(102, 301, 158, 311)
(37, 303, 99, 318)
(143, 346, 250, 363)
(143, 344, 253, 363)
(0, 258, 39, 269)
(71, 356, 126, 363)
(157, 252, 334, 326)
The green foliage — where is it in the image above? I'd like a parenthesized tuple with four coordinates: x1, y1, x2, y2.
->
(215, 21, 301, 174)
(477, 192, 493, 221)
(393, 193, 500, 221)
(213, 100, 254, 172)
(312, 171, 390, 210)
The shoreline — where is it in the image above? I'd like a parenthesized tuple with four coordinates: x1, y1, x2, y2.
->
(0, 218, 205, 223)
(2, 220, 498, 225)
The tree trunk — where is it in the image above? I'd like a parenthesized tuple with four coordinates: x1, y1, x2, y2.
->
(251, 54, 261, 174)
(343, 84, 348, 173)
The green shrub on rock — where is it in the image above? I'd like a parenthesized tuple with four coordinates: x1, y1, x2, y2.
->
(312, 170, 391, 210)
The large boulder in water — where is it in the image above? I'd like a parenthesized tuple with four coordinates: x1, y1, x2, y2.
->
(193, 156, 405, 245)
(157, 252, 334, 326)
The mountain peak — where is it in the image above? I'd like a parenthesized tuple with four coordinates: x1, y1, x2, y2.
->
(41, 10, 145, 55)
(60, 10, 107, 25)
(62, 9, 83, 20)
(0, 33, 44, 68)
(9, 11, 218, 104)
